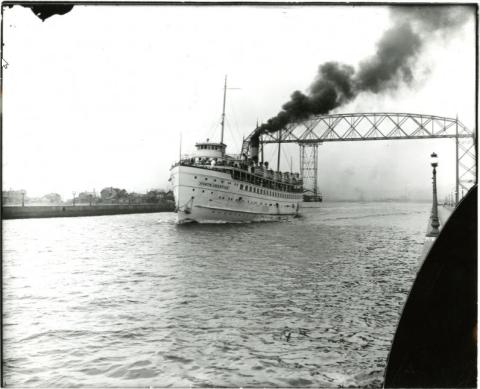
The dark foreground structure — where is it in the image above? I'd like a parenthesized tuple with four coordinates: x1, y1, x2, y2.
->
(2, 202, 175, 220)
(384, 185, 477, 387)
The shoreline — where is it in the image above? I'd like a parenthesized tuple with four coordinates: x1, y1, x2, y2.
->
(2, 203, 175, 220)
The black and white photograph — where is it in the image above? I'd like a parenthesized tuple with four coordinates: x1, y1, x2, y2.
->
(2, 2, 477, 387)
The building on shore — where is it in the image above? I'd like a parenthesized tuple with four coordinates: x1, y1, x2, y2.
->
(2, 190, 26, 205)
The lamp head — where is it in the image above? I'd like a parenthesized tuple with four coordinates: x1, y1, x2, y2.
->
(430, 152, 438, 168)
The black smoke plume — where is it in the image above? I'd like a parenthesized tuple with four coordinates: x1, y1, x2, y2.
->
(252, 5, 471, 143)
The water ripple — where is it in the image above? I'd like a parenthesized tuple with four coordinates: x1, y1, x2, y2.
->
(3, 202, 428, 387)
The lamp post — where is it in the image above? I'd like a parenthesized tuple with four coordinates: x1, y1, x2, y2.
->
(427, 152, 440, 237)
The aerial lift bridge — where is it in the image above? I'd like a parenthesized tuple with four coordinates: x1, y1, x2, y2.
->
(242, 113, 476, 203)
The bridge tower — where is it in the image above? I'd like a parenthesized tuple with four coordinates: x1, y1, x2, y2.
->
(456, 124, 476, 203)
(300, 143, 322, 201)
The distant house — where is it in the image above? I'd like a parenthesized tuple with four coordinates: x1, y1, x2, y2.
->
(2, 190, 26, 205)
(77, 192, 95, 204)
(99, 187, 129, 204)
(41, 193, 62, 204)
(128, 192, 147, 204)
(145, 189, 173, 203)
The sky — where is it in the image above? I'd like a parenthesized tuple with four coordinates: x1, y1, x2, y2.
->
(2, 4, 476, 201)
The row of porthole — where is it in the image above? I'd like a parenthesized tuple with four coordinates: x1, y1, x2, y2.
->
(192, 187, 229, 200)
(193, 175, 231, 185)
(191, 194, 292, 210)
(192, 174, 298, 199)
(191, 187, 295, 208)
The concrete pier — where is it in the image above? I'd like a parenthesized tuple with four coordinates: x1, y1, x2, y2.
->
(2, 202, 174, 220)
(420, 205, 454, 264)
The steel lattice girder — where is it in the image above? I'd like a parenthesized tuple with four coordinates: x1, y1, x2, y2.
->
(300, 144, 319, 195)
(247, 112, 477, 199)
(458, 137, 476, 192)
(258, 113, 474, 143)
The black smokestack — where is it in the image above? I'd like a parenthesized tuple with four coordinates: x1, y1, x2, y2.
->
(255, 5, 472, 137)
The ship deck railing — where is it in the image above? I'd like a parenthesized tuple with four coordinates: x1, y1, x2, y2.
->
(172, 160, 303, 193)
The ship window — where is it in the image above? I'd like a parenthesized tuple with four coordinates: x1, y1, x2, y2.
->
(202, 190, 205, 193)
(240, 184, 243, 190)
(221, 180, 224, 183)
(194, 176, 197, 179)
(214, 179, 216, 182)
(205, 178, 208, 180)
(192, 189, 195, 191)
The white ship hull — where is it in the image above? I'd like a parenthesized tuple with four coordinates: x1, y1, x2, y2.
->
(170, 165, 302, 223)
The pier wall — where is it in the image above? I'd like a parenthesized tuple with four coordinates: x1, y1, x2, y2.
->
(421, 205, 454, 265)
(2, 202, 175, 220)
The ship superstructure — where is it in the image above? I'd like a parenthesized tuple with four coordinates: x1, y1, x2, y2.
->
(169, 78, 303, 223)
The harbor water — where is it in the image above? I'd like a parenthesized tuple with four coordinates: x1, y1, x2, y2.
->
(3, 202, 429, 387)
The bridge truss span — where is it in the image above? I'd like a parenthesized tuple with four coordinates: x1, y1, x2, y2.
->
(253, 112, 476, 203)
(260, 113, 474, 144)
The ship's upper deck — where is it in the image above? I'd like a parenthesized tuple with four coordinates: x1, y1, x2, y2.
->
(172, 154, 303, 193)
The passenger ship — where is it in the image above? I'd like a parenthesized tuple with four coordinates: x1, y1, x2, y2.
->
(169, 80, 303, 223)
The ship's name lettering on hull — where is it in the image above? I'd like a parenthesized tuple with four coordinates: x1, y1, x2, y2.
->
(199, 182, 229, 190)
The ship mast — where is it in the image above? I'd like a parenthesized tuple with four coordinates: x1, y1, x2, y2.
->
(220, 75, 227, 146)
